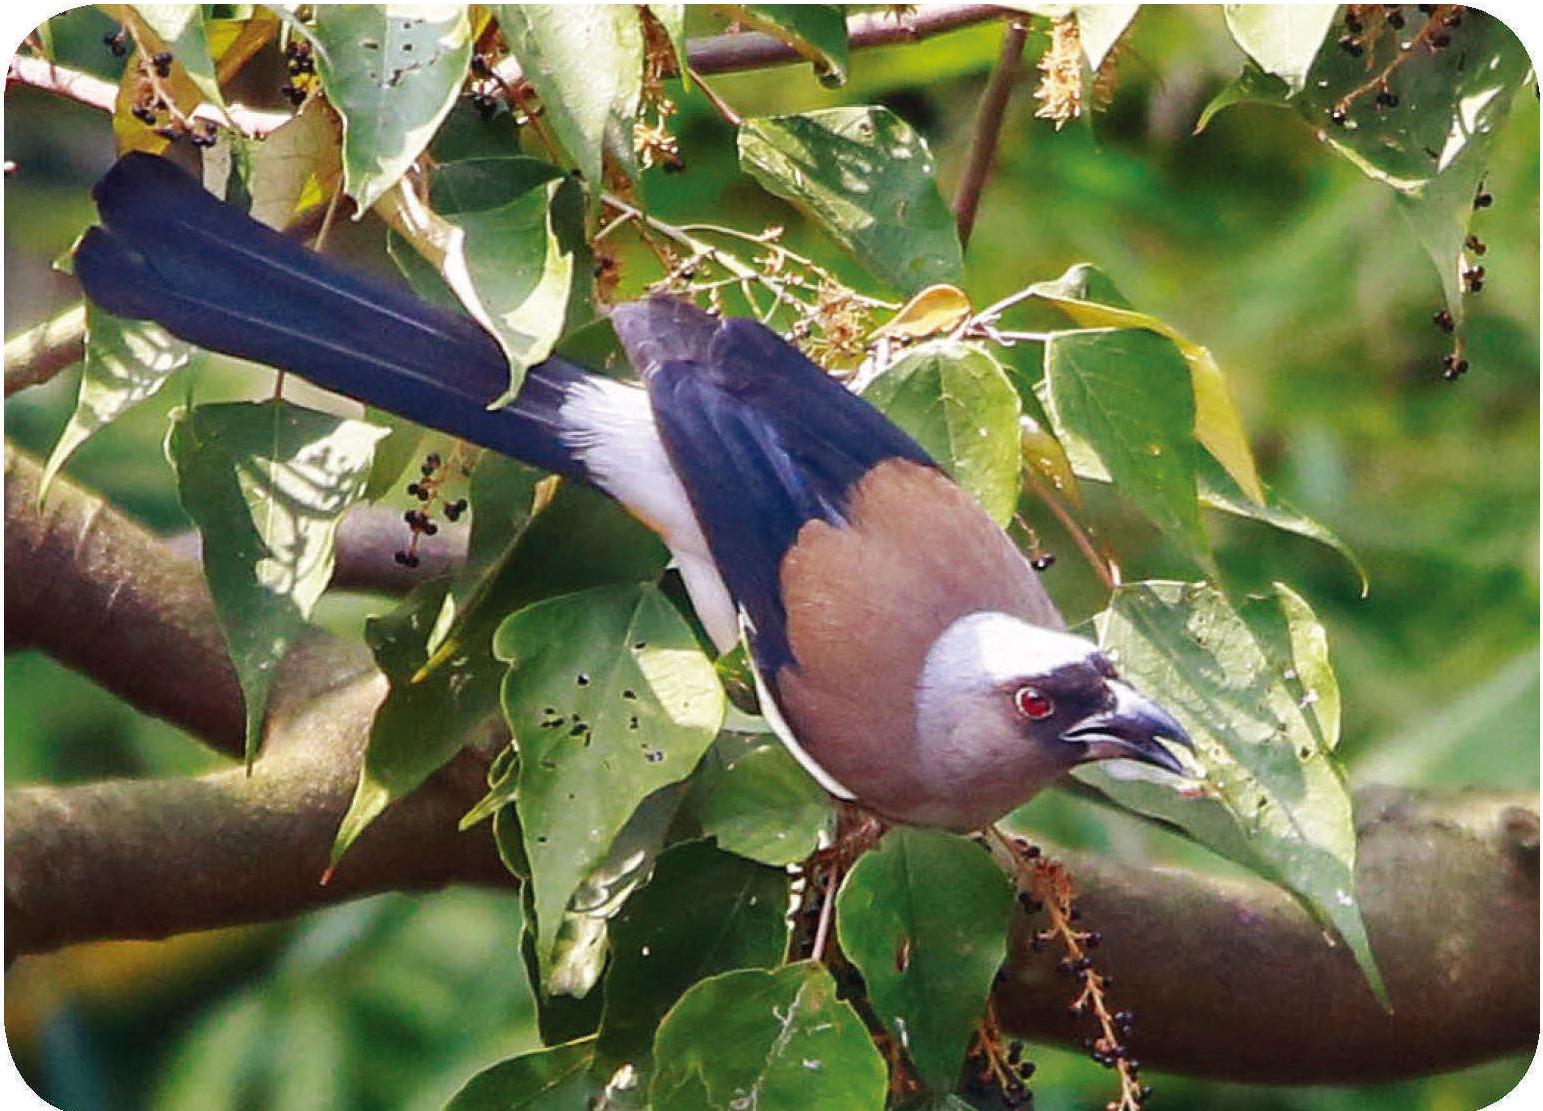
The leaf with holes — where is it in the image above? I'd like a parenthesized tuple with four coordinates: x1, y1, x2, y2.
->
(650, 962, 887, 1111)
(167, 401, 386, 765)
(1201, 10, 1530, 342)
(599, 840, 790, 1064)
(497, 5, 645, 189)
(40, 303, 191, 504)
(862, 341, 1022, 525)
(332, 481, 666, 869)
(1077, 580, 1384, 1001)
(835, 828, 1014, 1092)
(496, 583, 724, 979)
(312, 5, 471, 213)
(1040, 328, 1213, 571)
(739, 108, 964, 294)
(732, 5, 850, 86)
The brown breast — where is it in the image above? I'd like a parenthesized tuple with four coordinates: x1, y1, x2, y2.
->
(773, 459, 1061, 821)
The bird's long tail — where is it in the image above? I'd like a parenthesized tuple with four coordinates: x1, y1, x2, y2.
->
(73, 152, 586, 479)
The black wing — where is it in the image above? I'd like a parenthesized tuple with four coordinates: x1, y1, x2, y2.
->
(619, 299, 935, 674)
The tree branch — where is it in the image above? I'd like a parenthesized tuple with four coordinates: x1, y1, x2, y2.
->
(165, 502, 471, 596)
(996, 787, 1540, 1083)
(683, 5, 1012, 78)
(6, 52, 291, 136)
(954, 18, 1029, 248)
(3, 446, 1537, 1081)
(7, 8, 1016, 143)
(4, 302, 84, 397)
(5, 442, 245, 756)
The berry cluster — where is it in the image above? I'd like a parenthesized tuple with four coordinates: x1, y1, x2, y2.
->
(1004, 836, 1151, 1111)
(964, 1002, 1037, 1109)
(281, 38, 315, 107)
(1327, 7, 1467, 131)
(394, 450, 471, 568)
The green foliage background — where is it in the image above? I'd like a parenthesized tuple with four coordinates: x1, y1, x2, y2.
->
(4, 5, 1537, 1109)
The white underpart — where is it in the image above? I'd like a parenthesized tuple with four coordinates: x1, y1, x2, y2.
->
(739, 611, 857, 800)
(558, 375, 738, 651)
(914, 610, 1102, 748)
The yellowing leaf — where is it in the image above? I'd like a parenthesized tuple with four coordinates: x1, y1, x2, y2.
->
(1026, 264, 1265, 506)
(871, 283, 972, 341)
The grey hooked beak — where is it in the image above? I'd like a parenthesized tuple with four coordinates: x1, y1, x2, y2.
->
(1063, 680, 1194, 776)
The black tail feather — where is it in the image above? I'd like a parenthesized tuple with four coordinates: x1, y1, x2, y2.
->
(75, 152, 587, 479)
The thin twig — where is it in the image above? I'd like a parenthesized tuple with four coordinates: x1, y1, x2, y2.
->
(686, 66, 743, 128)
(1024, 469, 1117, 591)
(954, 18, 1029, 248)
(6, 52, 290, 138)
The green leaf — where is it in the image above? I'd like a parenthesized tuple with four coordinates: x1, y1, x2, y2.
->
(689, 735, 834, 866)
(545, 783, 686, 1000)
(1222, 5, 1338, 94)
(1025, 263, 1265, 506)
(599, 840, 790, 1063)
(359, 409, 427, 503)
(731, 5, 850, 87)
(497, 4, 646, 189)
(126, 6, 229, 115)
(332, 481, 666, 867)
(166, 401, 386, 765)
(466, 452, 545, 567)
(383, 156, 586, 403)
(1040, 329, 1213, 571)
(312, 5, 472, 213)
(1196, 454, 1368, 595)
(1078, 580, 1385, 1001)
(1074, 4, 1138, 72)
(496, 583, 724, 978)
(1194, 61, 1290, 134)
(1202, 11, 1531, 342)
(40, 303, 191, 504)
(739, 108, 964, 294)
(835, 828, 1014, 1092)
(861, 341, 1022, 524)
(650, 962, 887, 1111)
(448, 1042, 601, 1111)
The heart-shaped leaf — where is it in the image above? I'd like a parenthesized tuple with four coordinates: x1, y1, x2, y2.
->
(599, 839, 790, 1063)
(650, 961, 887, 1111)
(862, 340, 1022, 525)
(1078, 580, 1384, 1001)
(312, 5, 472, 213)
(167, 400, 386, 765)
(836, 828, 1014, 1092)
(739, 107, 964, 294)
(496, 582, 724, 979)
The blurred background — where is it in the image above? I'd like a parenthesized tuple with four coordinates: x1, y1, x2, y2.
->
(5, 6, 1537, 1109)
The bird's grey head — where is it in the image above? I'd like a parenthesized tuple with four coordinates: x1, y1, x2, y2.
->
(914, 611, 1192, 800)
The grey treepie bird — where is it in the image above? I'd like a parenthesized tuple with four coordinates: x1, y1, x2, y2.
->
(74, 152, 1193, 831)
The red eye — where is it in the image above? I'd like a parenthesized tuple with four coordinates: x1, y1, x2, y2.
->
(1014, 686, 1054, 720)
